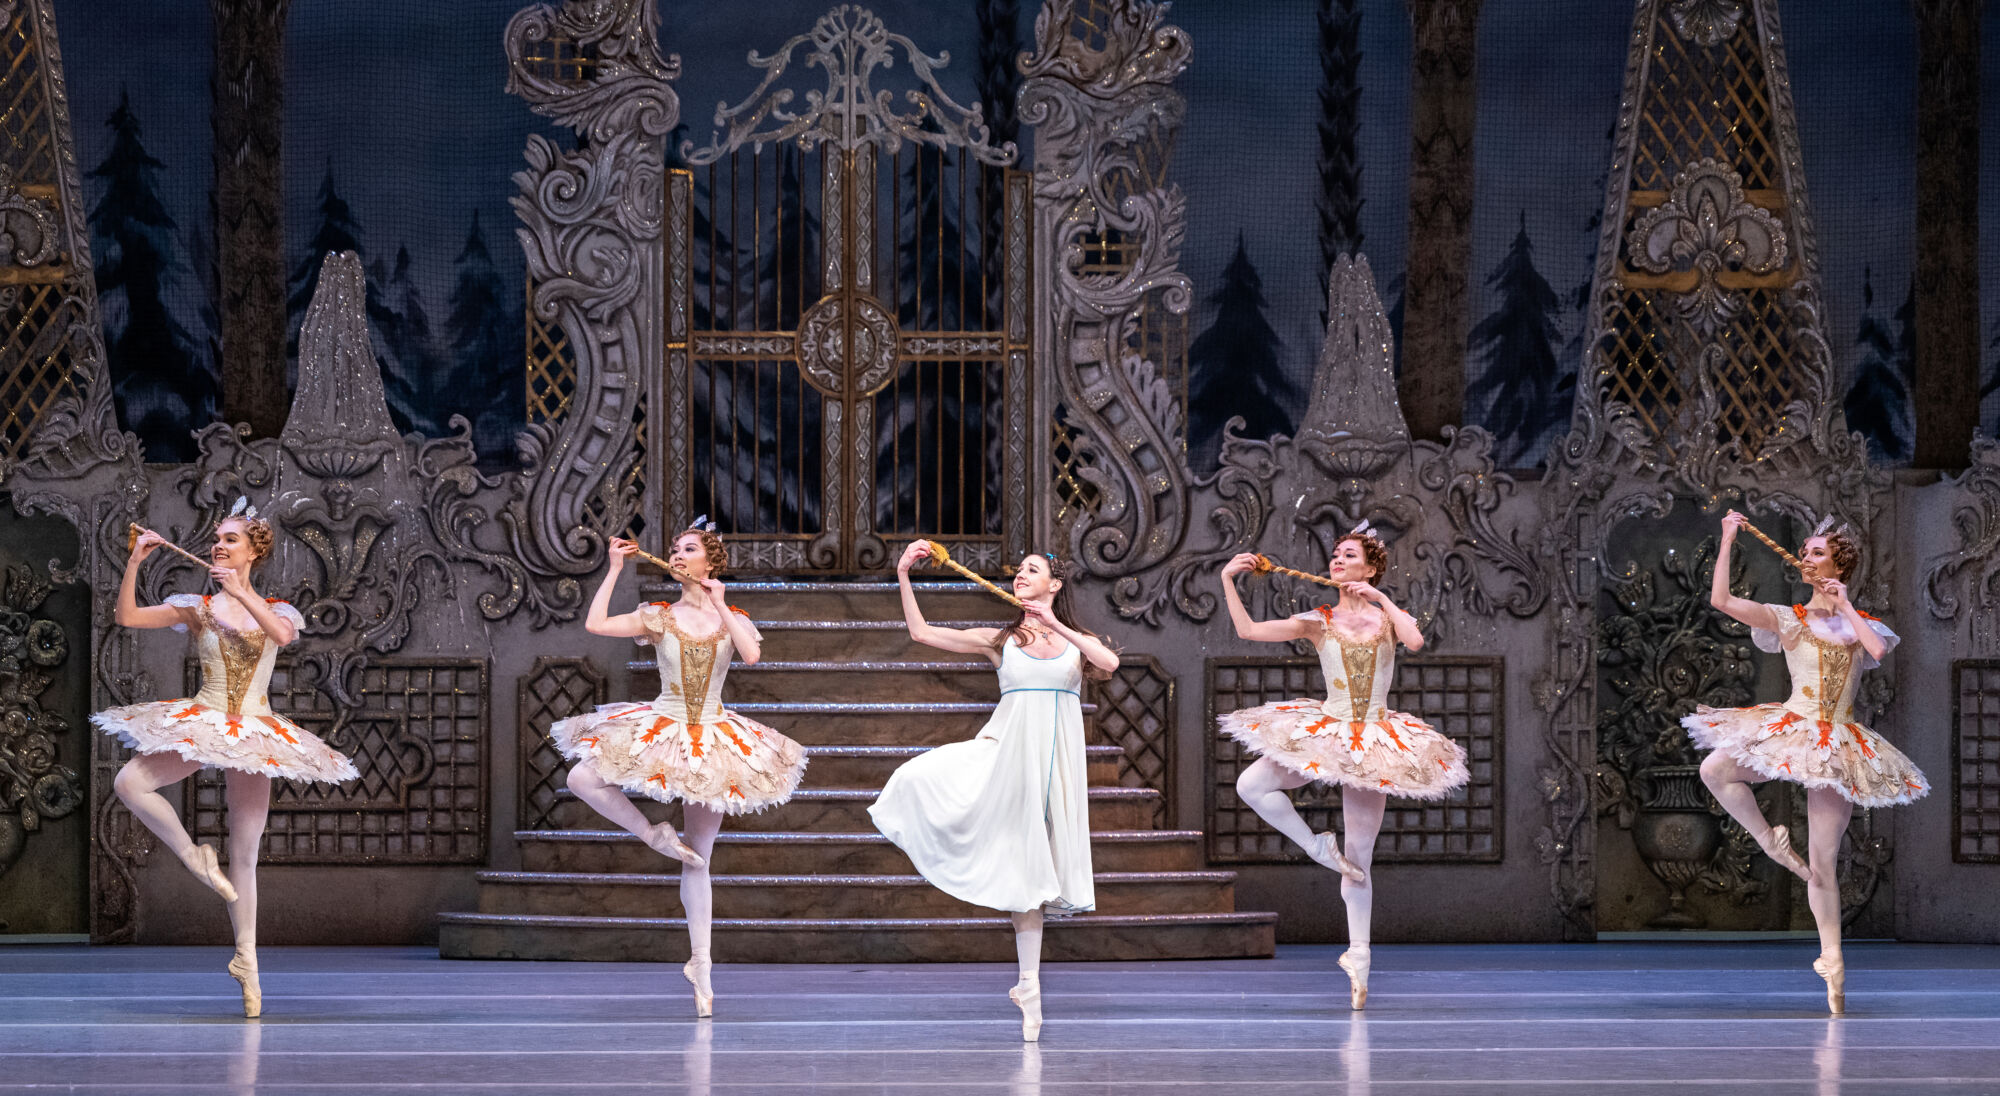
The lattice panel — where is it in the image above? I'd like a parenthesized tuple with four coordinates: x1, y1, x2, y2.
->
(1596, 285, 1805, 457)
(518, 656, 606, 831)
(2, 2, 60, 192)
(1050, 404, 1102, 524)
(1953, 660, 2000, 864)
(524, 276, 575, 425)
(0, 282, 83, 461)
(186, 658, 489, 863)
(1206, 656, 1502, 863)
(1630, 14, 1780, 193)
(1089, 656, 1174, 827)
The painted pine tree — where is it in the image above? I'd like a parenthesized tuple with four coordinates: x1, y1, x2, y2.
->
(371, 245, 451, 438)
(1187, 234, 1297, 472)
(87, 90, 216, 461)
(1316, 0, 1363, 324)
(1981, 313, 2000, 438)
(1466, 212, 1567, 467)
(444, 210, 522, 465)
(1842, 269, 1915, 463)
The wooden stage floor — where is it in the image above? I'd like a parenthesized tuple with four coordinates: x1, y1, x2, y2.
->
(3, 942, 1998, 1093)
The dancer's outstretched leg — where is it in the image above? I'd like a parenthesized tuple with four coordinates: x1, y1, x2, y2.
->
(113, 753, 236, 901)
(1234, 757, 1364, 882)
(679, 803, 724, 1017)
(221, 770, 271, 1018)
(1009, 909, 1044, 1042)
(1804, 787, 1853, 1014)
(1699, 751, 1810, 882)
(566, 761, 704, 867)
(1337, 788, 1386, 1009)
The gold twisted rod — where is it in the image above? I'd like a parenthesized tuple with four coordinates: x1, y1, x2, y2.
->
(1736, 520, 1806, 573)
(127, 524, 211, 568)
(1250, 554, 1340, 588)
(921, 540, 1023, 608)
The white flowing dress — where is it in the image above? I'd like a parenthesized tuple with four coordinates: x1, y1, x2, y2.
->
(868, 637, 1095, 915)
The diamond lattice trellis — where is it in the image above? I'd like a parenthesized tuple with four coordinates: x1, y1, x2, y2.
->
(185, 658, 489, 863)
(1088, 656, 1174, 826)
(518, 656, 606, 831)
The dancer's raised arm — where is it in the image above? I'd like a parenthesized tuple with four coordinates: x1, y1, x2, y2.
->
(114, 529, 193, 630)
(896, 540, 1001, 659)
(1217, 553, 1318, 644)
(583, 538, 650, 639)
(1709, 511, 1781, 634)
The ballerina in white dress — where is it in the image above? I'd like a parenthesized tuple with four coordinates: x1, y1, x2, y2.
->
(869, 544, 1121, 1041)
(92, 502, 358, 1017)
(549, 524, 806, 1017)
(1214, 526, 1468, 1009)
(1683, 512, 1926, 1013)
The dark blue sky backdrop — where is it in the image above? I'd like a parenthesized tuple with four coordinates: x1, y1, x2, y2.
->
(45, 0, 1997, 461)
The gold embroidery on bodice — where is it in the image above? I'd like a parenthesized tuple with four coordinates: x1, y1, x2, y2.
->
(1794, 625, 1855, 723)
(201, 597, 266, 714)
(657, 605, 724, 725)
(1323, 610, 1392, 718)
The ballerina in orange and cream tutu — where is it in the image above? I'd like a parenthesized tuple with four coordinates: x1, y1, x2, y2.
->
(1215, 523, 1467, 1010)
(1683, 510, 1926, 1014)
(92, 498, 357, 1018)
(549, 519, 806, 1017)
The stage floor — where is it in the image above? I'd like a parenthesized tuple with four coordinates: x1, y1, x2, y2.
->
(3, 942, 1998, 1093)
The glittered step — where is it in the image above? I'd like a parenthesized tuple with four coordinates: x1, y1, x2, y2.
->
(633, 579, 1011, 622)
(545, 785, 1161, 832)
(438, 910, 1280, 963)
(516, 828, 1210, 875)
(472, 869, 1240, 920)
(644, 660, 1008, 705)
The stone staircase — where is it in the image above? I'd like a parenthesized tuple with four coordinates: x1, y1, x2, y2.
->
(438, 581, 1276, 963)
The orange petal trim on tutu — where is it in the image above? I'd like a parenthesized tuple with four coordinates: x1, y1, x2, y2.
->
(639, 716, 674, 744)
(1305, 761, 1321, 773)
(177, 736, 195, 746)
(260, 716, 297, 744)
(728, 783, 744, 798)
(1378, 720, 1407, 750)
(226, 715, 243, 737)
(647, 773, 668, 789)
(1348, 722, 1366, 750)
(577, 736, 600, 750)
(173, 704, 204, 720)
(719, 724, 752, 756)
(688, 723, 705, 758)
(1815, 721, 1834, 749)
(1847, 725, 1875, 759)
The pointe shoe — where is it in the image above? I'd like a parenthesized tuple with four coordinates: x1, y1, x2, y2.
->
(644, 823, 706, 870)
(1812, 953, 1845, 1015)
(187, 843, 238, 903)
(1338, 945, 1371, 1011)
(1760, 825, 1812, 884)
(227, 950, 262, 1019)
(1308, 832, 1367, 884)
(683, 953, 714, 1018)
(1008, 978, 1043, 1042)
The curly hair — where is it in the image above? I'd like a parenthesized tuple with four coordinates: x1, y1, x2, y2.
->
(1336, 532, 1389, 580)
(1818, 531, 1859, 582)
(674, 529, 728, 575)
(218, 516, 275, 567)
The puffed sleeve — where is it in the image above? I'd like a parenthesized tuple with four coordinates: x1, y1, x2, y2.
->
(1857, 616, 1899, 670)
(1747, 602, 1801, 654)
(266, 600, 306, 641)
(162, 593, 204, 633)
(632, 602, 668, 647)
(1289, 607, 1330, 643)
(729, 604, 762, 643)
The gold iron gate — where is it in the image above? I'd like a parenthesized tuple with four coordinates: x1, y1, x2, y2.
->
(660, 9, 1030, 575)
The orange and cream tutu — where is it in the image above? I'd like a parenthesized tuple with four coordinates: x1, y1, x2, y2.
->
(1218, 608, 1468, 800)
(551, 602, 806, 814)
(91, 594, 357, 784)
(1682, 603, 1926, 808)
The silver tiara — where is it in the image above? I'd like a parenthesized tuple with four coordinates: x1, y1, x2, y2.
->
(686, 513, 717, 534)
(227, 495, 260, 522)
(1349, 518, 1373, 537)
(1811, 514, 1848, 538)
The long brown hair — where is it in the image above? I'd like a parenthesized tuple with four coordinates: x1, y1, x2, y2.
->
(994, 554, 1114, 680)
